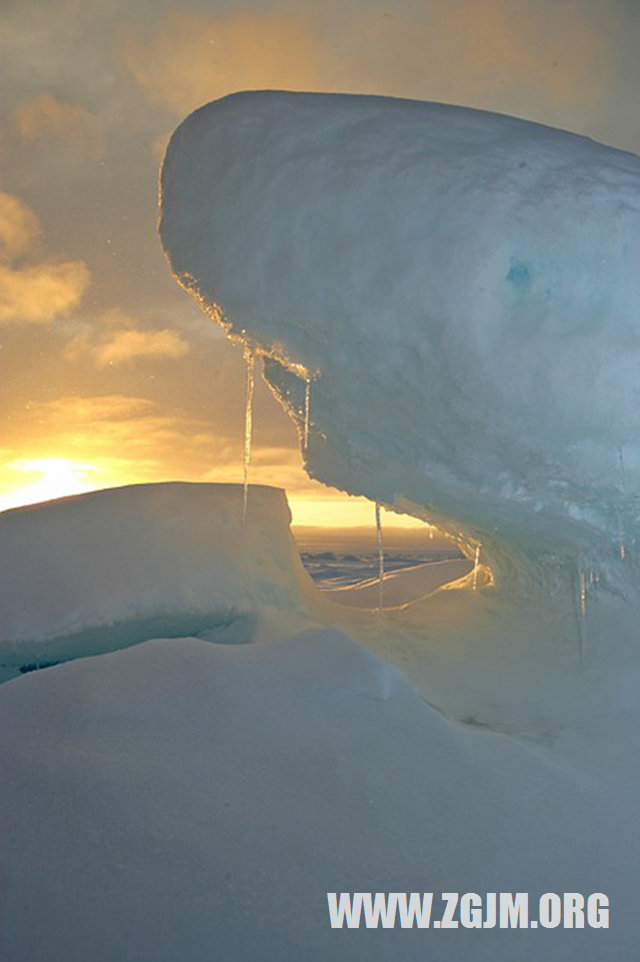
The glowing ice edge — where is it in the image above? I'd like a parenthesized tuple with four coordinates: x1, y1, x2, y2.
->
(160, 91, 640, 592)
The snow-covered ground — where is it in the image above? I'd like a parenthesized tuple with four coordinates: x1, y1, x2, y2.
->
(1, 482, 638, 960)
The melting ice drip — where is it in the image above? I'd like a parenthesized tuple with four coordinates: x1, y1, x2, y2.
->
(572, 552, 607, 671)
(618, 447, 626, 561)
(243, 348, 255, 522)
(577, 557, 588, 671)
(472, 545, 481, 591)
(375, 502, 384, 611)
(303, 378, 311, 454)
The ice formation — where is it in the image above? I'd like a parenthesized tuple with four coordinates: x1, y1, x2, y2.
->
(243, 347, 256, 521)
(0, 482, 317, 674)
(375, 501, 384, 610)
(159, 90, 640, 594)
(472, 545, 481, 591)
(303, 377, 311, 454)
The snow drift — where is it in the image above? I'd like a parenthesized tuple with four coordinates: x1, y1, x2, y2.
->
(0, 482, 315, 672)
(2, 632, 637, 961)
(159, 91, 640, 589)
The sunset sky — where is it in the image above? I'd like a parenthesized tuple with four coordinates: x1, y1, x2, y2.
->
(2, 0, 639, 526)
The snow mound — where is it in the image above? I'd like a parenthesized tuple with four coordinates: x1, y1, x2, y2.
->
(160, 91, 640, 589)
(1, 632, 636, 960)
(0, 482, 315, 671)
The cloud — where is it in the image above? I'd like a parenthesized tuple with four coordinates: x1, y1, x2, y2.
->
(20, 392, 242, 487)
(0, 191, 41, 261)
(33, 393, 208, 453)
(64, 309, 190, 366)
(30, 393, 296, 487)
(29, 394, 189, 463)
(0, 191, 90, 324)
(95, 328, 189, 366)
(0, 394, 177, 508)
(11, 92, 106, 159)
(202, 442, 320, 494)
(40, 395, 155, 423)
(0, 260, 90, 324)
(122, 7, 319, 114)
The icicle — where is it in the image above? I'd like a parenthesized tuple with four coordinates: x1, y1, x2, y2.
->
(375, 502, 384, 611)
(472, 545, 480, 590)
(303, 378, 311, 454)
(576, 557, 587, 671)
(617, 506, 626, 561)
(619, 523, 626, 562)
(242, 348, 255, 523)
(617, 447, 627, 561)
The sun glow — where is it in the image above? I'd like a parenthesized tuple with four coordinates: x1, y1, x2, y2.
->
(0, 458, 106, 512)
(288, 497, 432, 530)
(0, 450, 436, 532)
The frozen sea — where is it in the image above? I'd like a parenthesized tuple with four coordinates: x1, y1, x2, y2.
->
(294, 526, 463, 589)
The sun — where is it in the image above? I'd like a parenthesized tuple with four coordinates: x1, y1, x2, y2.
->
(0, 458, 100, 512)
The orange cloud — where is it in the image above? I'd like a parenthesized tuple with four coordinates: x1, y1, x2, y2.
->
(122, 8, 319, 114)
(0, 191, 89, 324)
(12, 92, 105, 159)
(64, 309, 190, 366)
(31, 394, 215, 464)
(0, 192, 41, 262)
(26, 395, 189, 470)
(0, 395, 172, 510)
(40, 395, 155, 423)
(95, 328, 189, 366)
(0, 260, 89, 324)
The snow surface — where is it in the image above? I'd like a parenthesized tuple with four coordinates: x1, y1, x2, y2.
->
(323, 558, 472, 608)
(160, 90, 640, 589)
(1, 631, 637, 962)
(0, 483, 638, 959)
(0, 482, 317, 673)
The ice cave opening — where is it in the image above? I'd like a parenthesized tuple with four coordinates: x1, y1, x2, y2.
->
(239, 347, 472, 610)
(293, 511, 471, 611)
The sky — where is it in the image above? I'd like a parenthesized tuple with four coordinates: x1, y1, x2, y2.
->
(1, 0, 639, 526)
